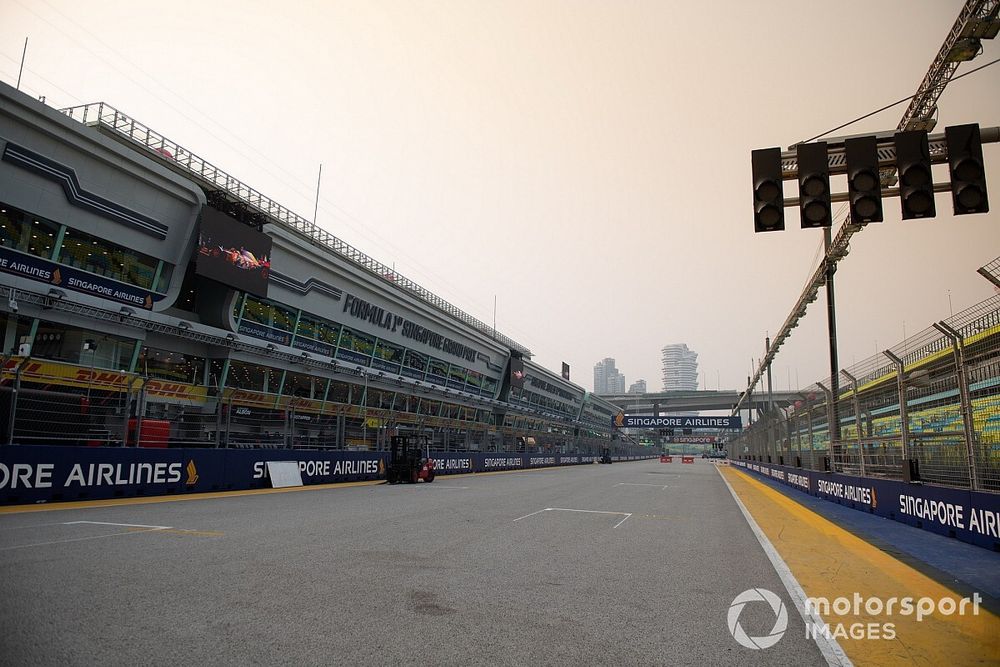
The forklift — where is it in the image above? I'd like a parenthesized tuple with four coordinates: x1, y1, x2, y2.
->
(386, 435, 436, 484)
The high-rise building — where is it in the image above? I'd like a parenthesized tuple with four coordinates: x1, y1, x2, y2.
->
(661, 344, 698, 391)
(594, 358, 626, 394)
(628, 379, 647, 394)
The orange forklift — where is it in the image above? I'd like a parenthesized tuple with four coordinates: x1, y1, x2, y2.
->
(386, 435, 436, 484)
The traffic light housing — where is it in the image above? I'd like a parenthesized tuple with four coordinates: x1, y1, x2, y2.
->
(895, 130, 936, 219)
(797, 142, 832, 228)
(752, 147, 784, 232)
(845, 135, 883, 223)
(946, 123, 989, 215)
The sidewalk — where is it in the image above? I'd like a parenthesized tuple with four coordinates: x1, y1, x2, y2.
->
(720, 465, 1000, 666)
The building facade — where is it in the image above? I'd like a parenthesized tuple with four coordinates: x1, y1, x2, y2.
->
(628, 379, 646, 394)
(593, 358, 625, 394)
(661, 344, 698, 391)
(0, 83, 628, 455)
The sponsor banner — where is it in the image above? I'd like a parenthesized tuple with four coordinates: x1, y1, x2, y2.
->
(2, 358, 207, 403)
(732, 460, 1000, 550)
(0, 445, 660, 505)
(292, 337, 334, 357)
(371, 358, 402, 374)
(238, 321, 291, 346)
(0, 445, 208, 503)
(669, 435, 717, 444)
(0, 245, 161, 309)
(428, 453, 474, 474)
(614, 413, 742, 429)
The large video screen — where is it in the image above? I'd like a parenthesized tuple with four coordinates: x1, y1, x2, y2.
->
(196, 207, 272, 297)
(509, 357, 525, 388)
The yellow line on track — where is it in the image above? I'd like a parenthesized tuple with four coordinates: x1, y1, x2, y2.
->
(720, 466, 1000, 666)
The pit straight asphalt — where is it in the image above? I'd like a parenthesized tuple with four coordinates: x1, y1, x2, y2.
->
(0, 459, 827, 666)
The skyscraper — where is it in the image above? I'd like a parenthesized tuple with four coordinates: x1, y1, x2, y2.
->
(628, 379, 647, 394)
(594, 358, 626, 394)
(661, 344, 698, 391)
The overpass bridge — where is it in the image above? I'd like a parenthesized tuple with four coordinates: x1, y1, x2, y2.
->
(598, 390, 803, 414)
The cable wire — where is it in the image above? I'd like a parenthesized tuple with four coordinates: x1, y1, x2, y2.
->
(799, 55, 1000, 144)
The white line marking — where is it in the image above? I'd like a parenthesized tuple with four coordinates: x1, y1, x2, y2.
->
(513, 507, 633, 528)
(0, 521, 80, 531)
(548, 508, 629, 515)
(65, 521, 172, 530)
(0, 528, 166, 552)
(716, 467, 851, 667)
(512, 508, 551, 522)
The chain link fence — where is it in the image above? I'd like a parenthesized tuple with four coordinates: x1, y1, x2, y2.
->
(732, 294, 1000, 492)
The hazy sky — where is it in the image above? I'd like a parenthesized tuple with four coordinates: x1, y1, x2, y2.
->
(2, 0, 998, 394)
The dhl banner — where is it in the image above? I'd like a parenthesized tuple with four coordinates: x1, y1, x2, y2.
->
(1, 358, 207, 404)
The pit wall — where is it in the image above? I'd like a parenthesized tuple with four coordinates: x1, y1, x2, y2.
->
(0, 445, 656, 506)
(730, 459, 1000, 551)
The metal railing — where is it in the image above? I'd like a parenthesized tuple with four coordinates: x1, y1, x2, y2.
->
(0, 365, 638, 456)
(58, 102, 531, 357)
(732, 294, 1000, 492)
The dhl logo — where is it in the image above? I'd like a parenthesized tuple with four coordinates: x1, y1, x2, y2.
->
(2, 357, 206, 402)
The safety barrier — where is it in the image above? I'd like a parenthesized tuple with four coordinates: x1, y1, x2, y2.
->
(731, 459, 1000, 551)
(0, 445, 657, 506)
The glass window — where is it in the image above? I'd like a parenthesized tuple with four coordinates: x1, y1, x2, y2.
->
(139, 347, 205, 384)
(240, 295, 296, 332)
(339, 328, 376, 358)
(297, 313, 340, 345)
(226, 360, 266, 392)
(328, 381, 350, 404)
(365, 389, 386, 409)
(403, 349, 428, 372)
(483, 376, 498, 395)
(283, 371, 319, 398)
(0, 204, 59, 259)
(374, 339, 404, 365)
(466, 370, 483, 390)
(427, 357, 448, 380)
(448, 365, 467, 385)
(30, 320, 134, 369)
(208, 359, 227, 390)
(416, 397, 436, 415)
(58, 225, 167, 290)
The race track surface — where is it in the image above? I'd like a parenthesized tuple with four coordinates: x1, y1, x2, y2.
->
(0, 459, 826, 666)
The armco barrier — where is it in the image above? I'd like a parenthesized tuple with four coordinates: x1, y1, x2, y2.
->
(0, 445, 656, 506)
(731, 460, 1000, 551)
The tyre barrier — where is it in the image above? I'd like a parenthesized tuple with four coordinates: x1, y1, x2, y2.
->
(0, 444, 658, 506)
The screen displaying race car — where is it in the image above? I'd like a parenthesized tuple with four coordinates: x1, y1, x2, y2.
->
(196, 207, 272, 297)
